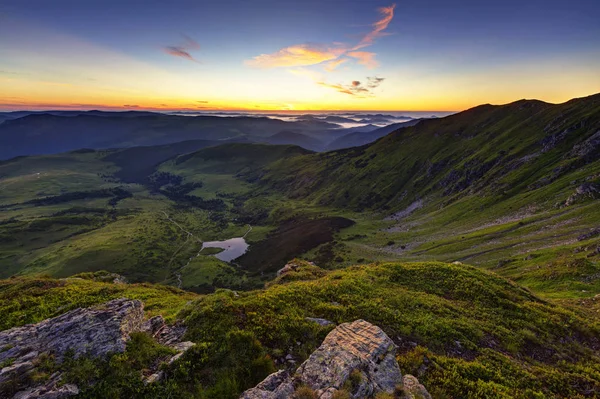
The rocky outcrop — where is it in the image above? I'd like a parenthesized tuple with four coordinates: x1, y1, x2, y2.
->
(296, 320, 402, 398)
(241, 370, 295, 399)
(1, 298, 143, 366)
(305, 317, 335, 327)
(241, 320, 429, 399)
(570, 130, 600, 160)
(401, 375, 432, 399)
(565, 183, 600, 206)
(11, 373, 78, 399)
(277, 260, 313, 276)
(578, 227, 600, 242)
(0, 299, 193, 399)
(141, 315, 188, 346)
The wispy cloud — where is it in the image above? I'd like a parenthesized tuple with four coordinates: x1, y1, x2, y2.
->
(318, 82, 355, 96)
(367, 76, 385, 88)
(347, 51, 378, 69)
(324, 58, 349, 72)
(0, 70, 27, 75)
(246, 4, 395, 70)
(163, 35, 201, 63)
(353, 4, 396, 50)
(318, 76, 384, 97)
(246, 43, 345, 68)
(291, 66, 386, 98)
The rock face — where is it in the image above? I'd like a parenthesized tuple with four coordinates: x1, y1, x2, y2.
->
(0, 299, 193, 399)
(241, 370, 295, 399)
(0, 298, 144, 367)
(305, 317, 335, 327)
(296, 320, 402, 398)
(241, 320, 428, 399)
(141, 315, 187, 346)
(277, 261, 302, 276)
(565, 183, 600, 206)
(11, 374, 79, 399)
(401, 375, 432, 399)
(571, 130, 600, 160)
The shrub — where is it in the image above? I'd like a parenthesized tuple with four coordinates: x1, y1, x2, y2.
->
(332, 389, 352, 399)
(294, 385, 318, 399)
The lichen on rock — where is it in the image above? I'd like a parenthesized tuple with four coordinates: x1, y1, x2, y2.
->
(241, 319, 430, 399)
(0, 298, 193, 399)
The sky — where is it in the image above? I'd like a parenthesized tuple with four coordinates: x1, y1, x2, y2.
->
(0, 0, 599, 112)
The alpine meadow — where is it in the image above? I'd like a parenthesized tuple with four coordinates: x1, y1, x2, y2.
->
(0, 1, 599, 399)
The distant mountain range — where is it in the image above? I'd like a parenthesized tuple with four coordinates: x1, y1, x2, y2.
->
(325, 119, 424, 150)
(0, 110, 429, 159)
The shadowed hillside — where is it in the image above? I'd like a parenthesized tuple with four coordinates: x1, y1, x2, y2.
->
(260, 94, 600, 212)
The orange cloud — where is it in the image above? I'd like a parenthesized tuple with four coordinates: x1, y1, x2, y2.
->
(324, 58, 349, 72)
(318, 82, 355, 96)
(246, 43, 345, 68)
(354, 4, 396, 50)
(347, 51, 378, 69)
(246, 4, 395, 70)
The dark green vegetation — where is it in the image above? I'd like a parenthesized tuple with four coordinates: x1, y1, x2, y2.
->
(1, 94, 600, 398)
(103, 139, 242, 183)
(237, 217, 355, 273)
(2, 261, 599, 398)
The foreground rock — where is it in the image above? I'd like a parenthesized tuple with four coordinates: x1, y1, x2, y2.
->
(241, 319, 429, 399)
(1, 298, 144, 367)
(401, 375, 432, 399)
(0, 299, 193, 399)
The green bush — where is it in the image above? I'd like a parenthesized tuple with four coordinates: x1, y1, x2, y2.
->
(293, 385, 318, 399)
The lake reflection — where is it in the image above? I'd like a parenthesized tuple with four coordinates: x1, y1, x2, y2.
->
(202, 237, 249, 262)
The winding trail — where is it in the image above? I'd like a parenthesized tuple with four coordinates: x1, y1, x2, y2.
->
(161, 211, 252, 289)
(161, 211, 203, 288)
(161, 211, 202, 241)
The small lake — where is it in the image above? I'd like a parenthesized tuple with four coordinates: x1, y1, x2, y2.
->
(202, 237, 249, 262)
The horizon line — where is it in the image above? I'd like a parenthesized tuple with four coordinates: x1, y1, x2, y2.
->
(0, 108, 458, 114)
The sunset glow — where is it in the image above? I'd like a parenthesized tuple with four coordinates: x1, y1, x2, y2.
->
(1, 1, 599, 112)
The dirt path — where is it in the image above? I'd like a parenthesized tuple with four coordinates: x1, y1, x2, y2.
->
(161, 213, 252, 288)
(161, 211, 203, 288)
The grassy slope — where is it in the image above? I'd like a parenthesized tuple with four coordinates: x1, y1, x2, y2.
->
(261, 95, 599, 211)
(0, 272, 197, 330)
(256, 94, 600, 303)
(2, 261, 599, 399)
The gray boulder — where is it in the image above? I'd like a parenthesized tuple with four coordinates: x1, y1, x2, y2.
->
(565, 183, 600, 206)
(0, 298, 144, 365)
(401, 374, 432, 399)
(0, 298, 193, 398)
(241, 319, 419, 399)
(240, 370, 295, 399)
